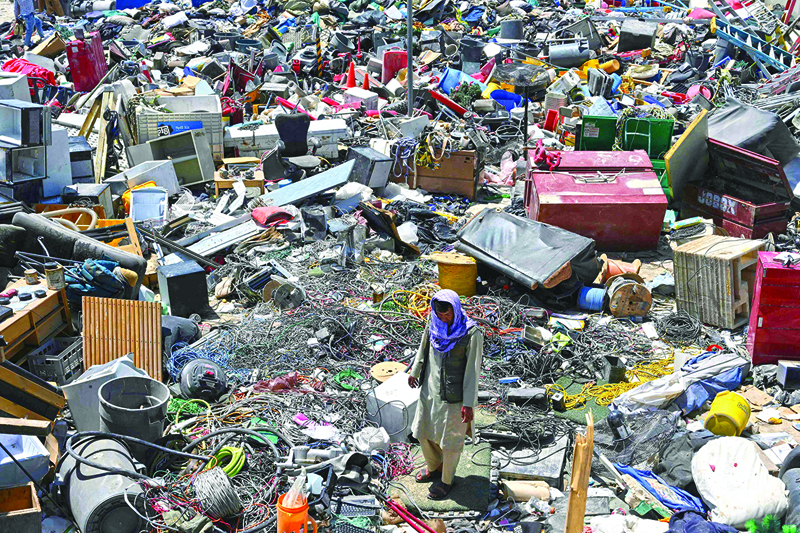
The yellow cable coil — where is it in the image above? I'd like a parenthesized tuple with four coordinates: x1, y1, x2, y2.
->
(547, 356, 678, 410)
(390, 284, 440, 317)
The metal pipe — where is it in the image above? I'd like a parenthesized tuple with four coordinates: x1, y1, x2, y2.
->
(407, 0, 413, 116)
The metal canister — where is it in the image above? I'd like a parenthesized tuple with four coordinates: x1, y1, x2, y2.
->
(24, 269, 38, 285)
(45, 262, 66, 290)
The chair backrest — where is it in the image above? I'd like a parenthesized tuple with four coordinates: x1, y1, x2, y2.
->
(275, 113, 311, 157)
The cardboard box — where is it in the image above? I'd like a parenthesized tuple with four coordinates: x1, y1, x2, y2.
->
(391, 150, 479, 199)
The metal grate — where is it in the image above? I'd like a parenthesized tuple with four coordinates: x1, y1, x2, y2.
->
(332, 496, 380, 517)
(592, 410, 680, 473)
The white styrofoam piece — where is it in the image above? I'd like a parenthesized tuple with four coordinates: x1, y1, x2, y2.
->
(0, 433, 50, 488)
(365, 371, 419, 443)
(44, 127, 72, 197)
(224, 118, 348, 159)
(343, 88, 379, 111)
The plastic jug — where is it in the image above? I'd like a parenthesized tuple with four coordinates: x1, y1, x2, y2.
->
(277, 494, 318, 533)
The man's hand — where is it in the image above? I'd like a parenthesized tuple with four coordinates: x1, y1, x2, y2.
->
(408, 376, 419, 388)
(461, 406, 473, 424)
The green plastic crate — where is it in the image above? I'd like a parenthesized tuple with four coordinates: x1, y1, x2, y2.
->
(651, 159, 672, 201)
(577, 115, 675, 158)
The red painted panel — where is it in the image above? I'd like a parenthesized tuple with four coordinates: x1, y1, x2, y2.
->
(66, 33, 108, 93)
(680, 204, 787, 239)
(682, 139, 791, 236)
(748, 252, 800, 365)
(756, 285, 800, 304)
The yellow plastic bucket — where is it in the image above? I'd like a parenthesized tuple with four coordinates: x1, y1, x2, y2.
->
(704, 391, 751, 436)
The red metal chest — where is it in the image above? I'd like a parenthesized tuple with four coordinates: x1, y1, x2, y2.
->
(525, 150, 667, 251)
(682, 139, 792, 239)
(747, 251, 800, 365)
(66, 32, 108, 94)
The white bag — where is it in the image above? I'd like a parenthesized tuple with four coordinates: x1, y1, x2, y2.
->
(692, 436, 788, 528)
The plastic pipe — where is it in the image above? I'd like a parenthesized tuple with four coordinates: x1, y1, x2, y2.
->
(40, 207, 99, 231)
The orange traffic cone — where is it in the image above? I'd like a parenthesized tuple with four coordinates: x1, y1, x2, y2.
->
(346, 61, 356, 88)
(362, 72, 370, 90)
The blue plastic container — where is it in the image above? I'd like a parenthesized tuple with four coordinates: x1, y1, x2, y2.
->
(490, 89, 522, 111)
(437, 67, 488, 95)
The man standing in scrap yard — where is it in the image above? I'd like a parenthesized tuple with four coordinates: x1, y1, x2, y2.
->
(408, 289, 484, 501)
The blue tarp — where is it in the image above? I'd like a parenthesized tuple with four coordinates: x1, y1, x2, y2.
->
(668, 510, 737, 533)
(674, 352, 747, 414)
(615, 464, 706, 514)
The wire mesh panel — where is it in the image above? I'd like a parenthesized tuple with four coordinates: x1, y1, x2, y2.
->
(592, 410, 680, 473)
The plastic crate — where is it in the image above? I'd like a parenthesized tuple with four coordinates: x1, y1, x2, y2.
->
(332, 496, 379, 518)
(332, 522, 374, 533)
(135, 95, 224, 161)
(27, 337, 83, 385)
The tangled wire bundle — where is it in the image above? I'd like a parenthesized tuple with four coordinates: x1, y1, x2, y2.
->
(655, 310, 703, 345)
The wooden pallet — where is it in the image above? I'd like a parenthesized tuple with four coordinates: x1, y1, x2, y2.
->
(673, 235, 766, 329)
(0, 279, 73, 365)
(82, 297, 163, 381)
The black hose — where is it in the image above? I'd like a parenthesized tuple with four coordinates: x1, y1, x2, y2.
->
(180, 427, 291, 459)
(65, 431, 212, 480)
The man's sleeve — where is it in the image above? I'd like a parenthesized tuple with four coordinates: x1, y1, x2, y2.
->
(461, 329, 484, 408)
(408, 326, 429, 379)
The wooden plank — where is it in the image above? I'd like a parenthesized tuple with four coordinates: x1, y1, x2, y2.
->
(124, 218, 143, 258)
(0, 281, 70, 363)
(565, 412, 594, 533)
(0, 418, 51, 435)
(93, 90, 115, 183)
(0, 366, 66, 408)
(78, 97, 102, 139)
(0, 397, 47, 421)
(82, 297, 162, 381)
(665, 109, 708, 202)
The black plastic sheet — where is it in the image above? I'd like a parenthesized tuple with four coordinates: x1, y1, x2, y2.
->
(455, 209, 600, 289)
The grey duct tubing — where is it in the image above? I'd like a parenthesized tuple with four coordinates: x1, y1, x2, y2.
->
(12, 212, 146, 295)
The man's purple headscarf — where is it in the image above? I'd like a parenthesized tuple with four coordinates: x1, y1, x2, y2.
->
(429, 289, 476, 353)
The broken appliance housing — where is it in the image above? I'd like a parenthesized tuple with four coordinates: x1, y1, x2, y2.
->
(681, 139, 793, 239)
(525, 149, 667, 251)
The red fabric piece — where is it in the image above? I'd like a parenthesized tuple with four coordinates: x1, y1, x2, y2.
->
(2, 58, 56, 86)
(252, 206, 294, 227)
(254, 372, 299, 392)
